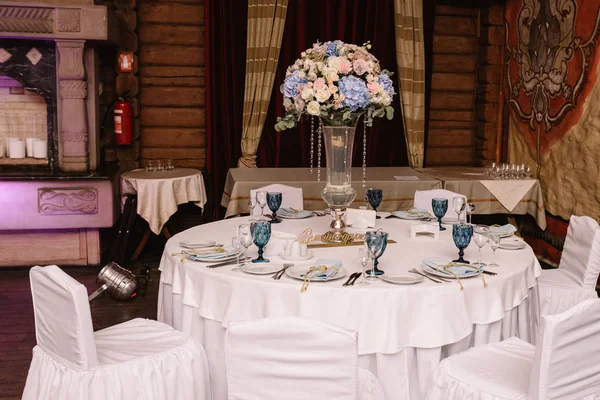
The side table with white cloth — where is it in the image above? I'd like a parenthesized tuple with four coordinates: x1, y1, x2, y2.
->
(120, 168, 207, 259)
(158, 216, 542, 400)
(417, 167, 547, 229)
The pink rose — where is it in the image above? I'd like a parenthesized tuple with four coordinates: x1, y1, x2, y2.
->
(338, 59, 352, 74)
(353, 59, 368, 75)
(367, 81, 379, 94)
(313, 78, 325, 90)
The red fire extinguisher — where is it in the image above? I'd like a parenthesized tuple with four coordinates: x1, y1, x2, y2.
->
(114, 97, 132, 145)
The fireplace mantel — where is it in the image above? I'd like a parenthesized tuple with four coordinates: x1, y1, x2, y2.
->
(0, 1, 117, 43)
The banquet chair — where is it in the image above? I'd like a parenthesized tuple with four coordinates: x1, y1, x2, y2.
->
(23, 265, 212, 400)
(413, 189, 466, 220)
(250, 184, 304, 215)
(427, 298, 600, 400)
(225, 317, 385, 400)
(538, 215, 600, 315)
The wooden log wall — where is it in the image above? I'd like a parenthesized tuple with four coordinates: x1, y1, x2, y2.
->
(138, 0, 206, 169)
(426, 5, 478, 166)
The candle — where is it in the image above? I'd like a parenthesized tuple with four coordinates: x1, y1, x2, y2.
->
(9, 139, 25, 159)
(0, 144, 4, 158)
(26, 138, 35, 157)
(33, 139, 47, 159)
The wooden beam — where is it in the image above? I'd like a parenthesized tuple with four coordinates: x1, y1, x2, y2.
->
(427, 129, 473, 147)
(426, 147, 473, 166)
(433, 35, 476, 54)
(435, 5, 473, 16)
(429, 120, 474, 129)
(431, 73, 475, 92)
(138, 3, 205, 25)
(433, 16, 477, 36)
(141, 106, 206, 128)
(432, 54, 476, 73)
(140, 45, 205, 66)
(429, 110, 474, 121)
(140, 128, 206, 148)
(139, 24, 204, 45)
(141, 147, 206, 159)
(430, 91, 475, 109)
(140, 87, 205, 107)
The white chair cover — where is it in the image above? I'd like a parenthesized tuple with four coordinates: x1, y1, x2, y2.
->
(538, 216, 600, 315)
(427, 299, 600, 400)
(413, 189, 466, 220)
(225, 317, 385, 400)
(23, 265, 212, 400)
(251, 184, 304, 215)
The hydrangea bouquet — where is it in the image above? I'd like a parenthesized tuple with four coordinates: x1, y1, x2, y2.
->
(275, 40, 395, 131)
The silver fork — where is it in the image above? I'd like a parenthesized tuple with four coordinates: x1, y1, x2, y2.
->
(409, 268, 444, 283)
(272, 263, 294, 280)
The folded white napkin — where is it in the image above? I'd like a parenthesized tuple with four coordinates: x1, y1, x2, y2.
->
(489, 224, 517, 235)
(301, 259, 341, 280)
(345, 208, 376, 228)
(480, 179, 536, 212)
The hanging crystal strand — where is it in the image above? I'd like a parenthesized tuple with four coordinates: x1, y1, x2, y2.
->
(310, 117, 316, 172)
(317, 120, 322, 182)
(344, 128, 348, 182)
(362, 119, 367, 189)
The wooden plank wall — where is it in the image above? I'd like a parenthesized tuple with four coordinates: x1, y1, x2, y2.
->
(138, 0, 206, 169)
(426, 5, 478, 166)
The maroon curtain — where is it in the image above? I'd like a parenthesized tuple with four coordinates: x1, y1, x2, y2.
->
(258, 0, 408, 168)
(205, 0, 247, 218)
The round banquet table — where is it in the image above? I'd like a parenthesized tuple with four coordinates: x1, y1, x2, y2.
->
(120, 168, 207, 235)
(158, 216, 542, 400)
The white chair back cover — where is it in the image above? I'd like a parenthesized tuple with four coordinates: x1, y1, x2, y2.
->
(29, 265, 99, 369)
(413, 189, 466, 219)
(558, 215, 600, 289)
(226, 317, 359, 400)
(250, 184, 304, 215)
(529, 299, 600, 399)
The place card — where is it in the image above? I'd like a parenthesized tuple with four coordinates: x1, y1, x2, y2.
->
(394, 175, 420, 181)
(410, 223, 439, 240)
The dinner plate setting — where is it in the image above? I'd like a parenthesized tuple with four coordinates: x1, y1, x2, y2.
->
(278, 208, 314, 219)
(239, 263, 282, 275)
(286, 259, 347, 282)
(498, 237, 526, 250)
(381, 274, 424, 285)
(422, 257, 483, 279)
(390, 208, 433, 220)
(182, 248, 239, 262)
(489, 224, 518, 238)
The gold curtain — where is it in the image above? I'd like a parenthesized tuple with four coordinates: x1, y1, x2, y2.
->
(238, 0, 288, 168)
(393, 0, 426, 168)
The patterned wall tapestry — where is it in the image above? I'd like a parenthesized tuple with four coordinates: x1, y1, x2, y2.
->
(505, 0, 600, 220)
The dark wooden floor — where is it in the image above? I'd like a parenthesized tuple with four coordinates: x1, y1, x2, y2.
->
(0, 259, 161, 400)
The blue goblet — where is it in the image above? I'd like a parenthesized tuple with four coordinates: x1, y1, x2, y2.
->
(432, 198, 448, 231)
(366, 188, 383, 218)
(266, 192, 282, 224)
(250, 221, 271, 263)
(452, 223, 473, 264)
(365, 230, 388, 278)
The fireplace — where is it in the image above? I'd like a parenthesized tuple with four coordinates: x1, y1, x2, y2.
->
(0, 0, 119, 267)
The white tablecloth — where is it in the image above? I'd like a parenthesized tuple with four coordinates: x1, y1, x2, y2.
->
(158, 217, 541, 399)
(120, 168, 207, 234)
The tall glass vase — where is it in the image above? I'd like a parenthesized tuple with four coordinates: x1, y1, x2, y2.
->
(320, 122, 357, 241)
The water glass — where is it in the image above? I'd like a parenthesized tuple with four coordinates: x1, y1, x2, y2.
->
(165, 159, 174, 171)
(365, 230, 388, 279)
(250, 221, 271, 263)
(256, 191, 268, 220)
(266, 192, 282, 223)
(356, 246, 371, 285)
(231, 237, 243, 271)
(156, 159, 165, 171)
(432, 198, 448, 231)
(366, 188, 383, 218)
(145, 160, 155, 172)
(248, 194, 257, 222)
(489, 233, 501, 267)
(452, 223, 473, 264)
(473, 225, 489, 267)
(238, 224, 253, 269)
(467, 203, 475, 224)
(452, 196, 466, 223)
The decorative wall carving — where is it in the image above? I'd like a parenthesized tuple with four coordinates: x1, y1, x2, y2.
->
(0, 6, 53, 34)
(57, 42, 85, 80)
(38, 187, 98, 215)
(60, 79, 87, 99)
(62, 132, 89, 143)
(56, 9, 80, 33)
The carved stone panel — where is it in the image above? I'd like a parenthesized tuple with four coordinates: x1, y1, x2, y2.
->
(56, 9, 81, 32)
(38, 187, 98, 215)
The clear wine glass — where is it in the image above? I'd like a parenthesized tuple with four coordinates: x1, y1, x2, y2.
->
(231, 236, 243, 271)
(248, 194, 257, 222)
(256, 191, 267, 220)
(356, 247, 371, 285)
(237, 224, 253, 269)
(473, 225, 489, 267)
(489, 233, 501, 267)
(467, 203, 475, 224)
(452, 196, 466, 223)
(525, 165, 532, 178)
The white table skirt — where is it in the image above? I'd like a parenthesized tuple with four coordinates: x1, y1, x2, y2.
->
(158, 216, 542, 399)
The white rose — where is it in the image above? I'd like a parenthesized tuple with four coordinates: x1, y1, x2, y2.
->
(307, 71, 318, 80)
(327, 56, 342, 71)
(315, 88, 331, 103)
(306, 101, 321, 116)
(326, 70, 339, 82)
(300, 87, 314, 101)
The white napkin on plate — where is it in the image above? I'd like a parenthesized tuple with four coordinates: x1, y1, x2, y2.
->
(489, 224, 517, 235)
(301, 259, 341, 280)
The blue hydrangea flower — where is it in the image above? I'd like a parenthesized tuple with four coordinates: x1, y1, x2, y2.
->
(378, 73, 395, 97)
(338, 76, 370, 111)
(281, 71, 308, 98)
(326, 40, 342, 57)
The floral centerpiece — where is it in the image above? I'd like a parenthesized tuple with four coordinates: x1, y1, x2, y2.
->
(275, 40, 396, 241)
(275, 40, 395, 130)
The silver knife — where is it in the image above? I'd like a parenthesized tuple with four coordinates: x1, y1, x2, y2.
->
(207, 257, 250, 268)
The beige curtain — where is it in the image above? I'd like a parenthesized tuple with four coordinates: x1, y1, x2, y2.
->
(238, 0, 288, 168)
(393, 0, 426, 168)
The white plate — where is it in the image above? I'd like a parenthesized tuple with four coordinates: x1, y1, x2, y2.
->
(381, 274, 423, 285)
(183, 251, 239, 263)
(392, 209, 432, 220)
(499, 238, 526, 250)
(279, 251, 313, 261)
(422, 257, 483, 279)
(278, 209, 314, 219)
(285, 265, 348, 282)
(239, 263, 281, 275)
(180, 240, 217, 249)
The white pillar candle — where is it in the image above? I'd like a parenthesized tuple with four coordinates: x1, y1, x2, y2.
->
(33, 139, 47, 159)
(26, 138, 35, 157)
(0, 144, 4, 158)
(9, 139, 25, 159)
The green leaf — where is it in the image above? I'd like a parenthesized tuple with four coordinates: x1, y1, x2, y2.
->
(385, 106, 394, 120)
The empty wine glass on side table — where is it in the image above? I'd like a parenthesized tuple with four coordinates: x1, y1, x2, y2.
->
(488, 233, 501, 267)
(256, 191, 267, 221)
